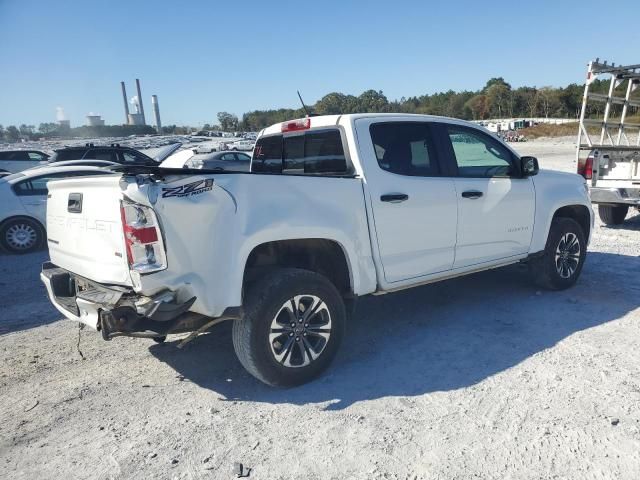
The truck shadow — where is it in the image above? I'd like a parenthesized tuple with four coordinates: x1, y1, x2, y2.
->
(149, 251, 640, 410)
(600, 210, 640, 231)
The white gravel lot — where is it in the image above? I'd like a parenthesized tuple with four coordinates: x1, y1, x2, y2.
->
(1, 136, 639, 480)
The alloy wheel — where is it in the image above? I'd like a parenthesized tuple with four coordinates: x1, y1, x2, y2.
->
(269, 294, 332, 368)
(555, 232, 580, 279)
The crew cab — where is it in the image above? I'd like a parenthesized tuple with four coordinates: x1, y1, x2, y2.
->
(41, 114, 593, 386)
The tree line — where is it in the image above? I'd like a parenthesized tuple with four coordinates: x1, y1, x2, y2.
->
(2, 77, 637, 141)
(238, 77, 638, 131)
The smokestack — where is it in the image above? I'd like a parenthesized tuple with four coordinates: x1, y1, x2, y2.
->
(120, 82, 130, 124)
(135, 78, 146, 125)
(151, 95, 162, 133)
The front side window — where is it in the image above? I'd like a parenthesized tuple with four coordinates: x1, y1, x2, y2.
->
(369, 122, 438, 176)
(447, 126, 513, 177)
(28, 152, 46, 161)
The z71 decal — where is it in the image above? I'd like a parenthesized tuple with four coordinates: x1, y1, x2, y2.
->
(162, 179, 214, 198)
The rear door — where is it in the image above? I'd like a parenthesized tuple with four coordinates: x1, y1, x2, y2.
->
(355, 119, 458, 283)
(441, 124, 535, 268)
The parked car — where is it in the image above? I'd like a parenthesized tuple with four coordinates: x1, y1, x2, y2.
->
(185, 151, 251, 171)
(229, 139, 255, 151)
(48, 144, 157, 165)
(0, 150, 50, 173)
(192, 142, 220, 154)
(41, 114, 593, 387)
(0, 165, 113, 253)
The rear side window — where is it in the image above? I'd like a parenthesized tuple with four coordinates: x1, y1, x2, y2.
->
(13, 171, 108, 196)
(252, 135, 283, 173)
(52, 149, 85, 162)
(252, 129, 348, 175)
(0, 151, 30, 161)
(88, 149, 117, 162)
(369, 122, 439, 176)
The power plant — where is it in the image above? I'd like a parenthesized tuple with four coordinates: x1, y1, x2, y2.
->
(119, 78, 162, 132)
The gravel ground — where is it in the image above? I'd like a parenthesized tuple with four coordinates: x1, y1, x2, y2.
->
(1, 137, 640, 479)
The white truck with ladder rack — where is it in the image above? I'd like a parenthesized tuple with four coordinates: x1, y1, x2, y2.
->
(576, 59, 640, 224)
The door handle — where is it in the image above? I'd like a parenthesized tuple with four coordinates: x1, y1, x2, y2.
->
(380, 193, 409, 203)
(461, 190, 483, 199)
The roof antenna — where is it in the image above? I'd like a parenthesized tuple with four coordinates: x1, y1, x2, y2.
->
(297, 90, 312, 117)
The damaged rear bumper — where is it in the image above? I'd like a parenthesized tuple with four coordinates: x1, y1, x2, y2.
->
(40, 262, 240, 340)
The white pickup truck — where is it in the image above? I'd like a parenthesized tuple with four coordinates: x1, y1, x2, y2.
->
(41, 114, 593, 386)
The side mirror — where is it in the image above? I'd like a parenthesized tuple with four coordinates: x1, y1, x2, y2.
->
(520, 156, 539, 176)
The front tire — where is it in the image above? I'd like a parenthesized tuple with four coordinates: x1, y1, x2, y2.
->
(528, 217, 586, 290)
(0, 217, 44, 254)
(598, 204, 628, 225)
(232, 268, 346, 387)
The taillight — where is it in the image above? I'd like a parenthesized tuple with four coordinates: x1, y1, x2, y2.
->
(120, 201, 167, 273)
(578, 155, 593, 179)
(281, 118, 310, 132)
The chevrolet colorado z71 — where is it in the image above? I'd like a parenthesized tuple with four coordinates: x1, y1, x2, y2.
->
(41, 114, 593, 386)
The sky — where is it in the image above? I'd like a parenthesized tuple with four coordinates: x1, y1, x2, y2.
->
(0, 0, 639, 127)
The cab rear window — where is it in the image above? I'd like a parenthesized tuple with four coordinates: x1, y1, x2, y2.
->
(252, 129, 348, 175)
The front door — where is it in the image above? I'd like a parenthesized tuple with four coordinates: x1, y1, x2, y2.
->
(442, 124, 535, 269)
(356, 119, 458, 283)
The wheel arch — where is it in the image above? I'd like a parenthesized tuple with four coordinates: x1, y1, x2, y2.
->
(242, 238, 355, 299)
(0, 214, 46, 251)
(552, 204, 591, 241)
(0, 214, 46, 233)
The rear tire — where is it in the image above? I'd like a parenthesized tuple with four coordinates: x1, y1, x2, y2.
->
(232, 268, 346, 387)
(0, 217, 44, 254)
(528, 217, 586, 290)
(598, 204, 628, 225)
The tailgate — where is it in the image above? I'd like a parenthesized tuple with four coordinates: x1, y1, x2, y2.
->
(46, 174, 132, 285)
(596, 151, 640, 186)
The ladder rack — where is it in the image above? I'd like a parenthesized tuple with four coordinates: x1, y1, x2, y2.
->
(576, 59, 640, 160)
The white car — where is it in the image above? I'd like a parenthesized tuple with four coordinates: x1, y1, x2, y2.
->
(42, 113, 593, 387)
(192, 142, 220, 154)
(0, 165, 114, 253)
(228, 139, 255, 151)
